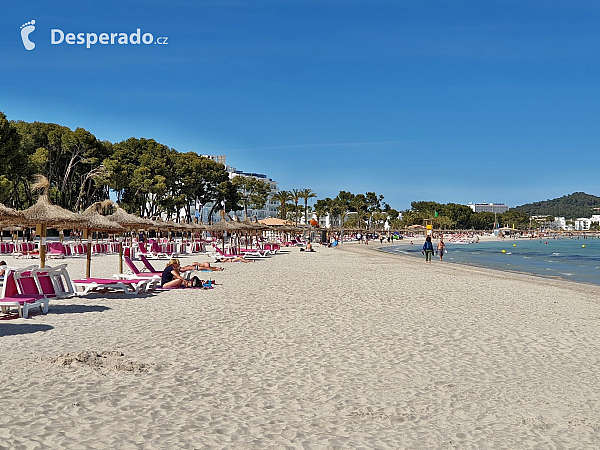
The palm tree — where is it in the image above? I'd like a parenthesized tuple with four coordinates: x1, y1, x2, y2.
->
(300, 188, 317, 226)
(291, 189, 301, 226)
(271, 190, 291, 220)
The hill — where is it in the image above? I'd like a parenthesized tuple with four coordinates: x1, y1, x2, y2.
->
(513, 192, 600, 219)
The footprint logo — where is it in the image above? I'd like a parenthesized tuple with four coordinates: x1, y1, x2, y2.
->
(20, 20, 36, 50)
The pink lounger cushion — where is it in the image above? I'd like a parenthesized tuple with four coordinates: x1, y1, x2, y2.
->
(0, 296, 40, 304)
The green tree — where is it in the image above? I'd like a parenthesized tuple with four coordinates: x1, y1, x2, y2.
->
(290, 189, 301, 225)
(272, 190, 291, 220)
(232, 176, 271, 219)
(349, 194, 368, 229)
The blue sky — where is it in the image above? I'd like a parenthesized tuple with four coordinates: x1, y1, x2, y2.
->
(2, 1, 600, 211)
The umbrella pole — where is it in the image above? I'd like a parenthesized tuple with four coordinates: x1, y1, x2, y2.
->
(119, 235, 124, 274)
(84, 229, 92, 278)
(37, 224, 47, 268)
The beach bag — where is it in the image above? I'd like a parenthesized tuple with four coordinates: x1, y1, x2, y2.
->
(191, 276, 203, 287)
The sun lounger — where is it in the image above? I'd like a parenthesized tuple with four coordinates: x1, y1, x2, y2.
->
(137, 242, 167, 259)
(71, 277, 152, 296)
(237, 248, 270, 258)
(124, 256, 162, 277)
(31, 264, 75, 299)
(262, 243, 280, 254)
(213, 246, 244, 259)
(0, 266, 49, 318)
(47, 242, 67, 259)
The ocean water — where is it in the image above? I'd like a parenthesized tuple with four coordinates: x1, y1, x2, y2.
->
(383, 237, 600, 286)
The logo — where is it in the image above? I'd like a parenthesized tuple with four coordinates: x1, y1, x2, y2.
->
(20, 20, 36, 50)
(51, 28, 168, 48)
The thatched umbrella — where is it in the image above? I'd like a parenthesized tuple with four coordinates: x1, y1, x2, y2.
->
(105, 204, 157, 273)
(81, 202, 125, 278)
(207, 218, 245, 252)
(20, 175, 88, 268)
(0, 203, 24, 241)
(0, 203, 23, 224)
(240, 219, 268, 248)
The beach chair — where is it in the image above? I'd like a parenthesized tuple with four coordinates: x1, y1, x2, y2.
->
(0, 266, 49, 318)
(31, 264, 75, 299)
(139, 255, 164, 274)
(261, 243, 280, 254)
(213, 246, 244, 259)
(137, 242, 167, 259)
(47, 242, 66, 259)
(124, 256, 162, 277)
(71, 277, 152, 296)
(237, 247, 270, 258)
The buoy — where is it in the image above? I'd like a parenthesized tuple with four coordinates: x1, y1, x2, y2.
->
(513, 244, 516, 247)
(545, 241, 548, 244)
(502, 250, 506, 253)
(582, 245, 586, 248)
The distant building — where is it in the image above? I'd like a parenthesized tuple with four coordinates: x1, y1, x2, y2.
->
(314, 212, 356, 229)
(200, 154, 227, 165)
(575, 218, 592, 231)
(188, 155, 279, 222)
(552, 216, 567, 230)
(229, 170, 279, 221)
(467, 203, 509, 214)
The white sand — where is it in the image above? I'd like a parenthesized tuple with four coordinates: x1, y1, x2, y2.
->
(1, 243, 600, 448)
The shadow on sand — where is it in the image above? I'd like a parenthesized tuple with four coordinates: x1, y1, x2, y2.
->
(0, 323, 54, 337)
(48, 304, 111, 315)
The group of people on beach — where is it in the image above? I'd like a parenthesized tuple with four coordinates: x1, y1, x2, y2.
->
(422, 236, 446, 263)
(160, 254, 254, 288)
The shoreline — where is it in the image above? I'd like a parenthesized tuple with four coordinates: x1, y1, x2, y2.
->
(343, 241, 600, 296)
(372, 237, 600, 290)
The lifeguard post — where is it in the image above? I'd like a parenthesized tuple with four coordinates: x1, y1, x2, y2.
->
(424, 218, 433, 237)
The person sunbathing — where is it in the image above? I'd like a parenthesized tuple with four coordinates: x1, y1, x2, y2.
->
(192, 262, 225, 271)
(161, 259, 192, 288)
(0, 260, 6, 278)
(216, 256, 254, 263)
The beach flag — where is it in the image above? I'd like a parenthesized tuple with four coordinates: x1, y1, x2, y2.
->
(221, 199, 226, 210)
(434, 211, 438, 218)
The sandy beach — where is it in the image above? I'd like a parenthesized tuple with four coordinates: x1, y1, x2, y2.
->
(1, 242, 600, 448)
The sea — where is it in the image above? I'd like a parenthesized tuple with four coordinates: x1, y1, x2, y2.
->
(382, 237, 600, 286)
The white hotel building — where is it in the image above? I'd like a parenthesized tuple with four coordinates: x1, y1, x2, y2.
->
(467, 203, 510, 214)
(190, 155, 279, 223)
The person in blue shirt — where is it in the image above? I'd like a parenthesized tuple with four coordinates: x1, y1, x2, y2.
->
(422, 236, 434, 263)
(161, 259, 192, 288)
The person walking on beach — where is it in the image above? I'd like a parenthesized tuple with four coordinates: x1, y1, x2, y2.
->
(436, 237, 446, 261)
(422, 235, 434, 263)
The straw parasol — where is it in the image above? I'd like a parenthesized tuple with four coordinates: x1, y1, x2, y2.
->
(105, 203, 157, 273)
(105, 205, 157, 230)
(0, 203, 24, 241)
(207, 219, 244, 232)
(20, 175, 88, 268)
(80, 202, 126, 278)
(207, 217, 245, 252)
(0, 203, 23, 224)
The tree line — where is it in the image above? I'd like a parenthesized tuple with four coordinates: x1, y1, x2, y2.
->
(0, 112, 275, 221)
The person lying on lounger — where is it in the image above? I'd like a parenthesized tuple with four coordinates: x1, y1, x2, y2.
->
(216, 255, 254, 263)
(192, 262, 225, 271)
